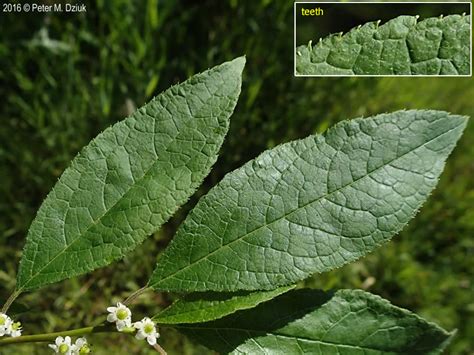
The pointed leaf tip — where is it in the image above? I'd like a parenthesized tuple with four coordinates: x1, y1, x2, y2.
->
(150, 110, 467, 292)
(17, 58, 245, 291)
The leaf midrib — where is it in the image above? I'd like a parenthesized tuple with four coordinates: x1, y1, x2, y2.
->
(153, 119, 462, 287)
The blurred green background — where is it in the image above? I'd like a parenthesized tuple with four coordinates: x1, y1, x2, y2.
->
(0, 1, 472, 354)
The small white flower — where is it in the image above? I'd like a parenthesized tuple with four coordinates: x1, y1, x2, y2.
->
(49, 336, 73, 354)
(72, 337, 90, 354)
(10, 321, 22, 337)
(134, 317, 160, 346)
(0, 312, 13, 337)
(107, 302, 132, 331)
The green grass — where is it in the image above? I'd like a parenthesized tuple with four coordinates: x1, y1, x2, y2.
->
(0, 1, 472, 354)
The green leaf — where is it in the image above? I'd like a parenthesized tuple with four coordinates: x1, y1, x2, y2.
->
(180, 289, 455, 354)
(150, 110, 467, 292)
(16, 57, 246, 292)
(296, 14, 470, 75)
(154, 285, 294, 325)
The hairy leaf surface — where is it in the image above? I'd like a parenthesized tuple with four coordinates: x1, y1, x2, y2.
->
(296, 15, 470, 75)
(150, 110, 467, 292)
(180, 289, 454, 354)
(16, 57, 245, 291)
(154, 285, 294, 324)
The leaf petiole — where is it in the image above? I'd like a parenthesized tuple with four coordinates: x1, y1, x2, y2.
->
(122, 285, 150, 306)
(1, 289, 22, 313)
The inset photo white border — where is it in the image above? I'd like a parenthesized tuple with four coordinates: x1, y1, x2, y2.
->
(294, 1, 472, 77)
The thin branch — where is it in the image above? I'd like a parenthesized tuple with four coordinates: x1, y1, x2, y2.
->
(0, 325, 111, 346)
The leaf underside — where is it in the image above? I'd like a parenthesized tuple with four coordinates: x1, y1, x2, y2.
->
(16, 57, 245, 291)
(154, 285, 294, 324)
(296, 15, 470, 75)
(150, 110, 467, 292)
(180, 289, 455, 354)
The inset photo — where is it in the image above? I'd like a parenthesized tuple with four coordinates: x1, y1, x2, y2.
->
(294, 2, 472, 76)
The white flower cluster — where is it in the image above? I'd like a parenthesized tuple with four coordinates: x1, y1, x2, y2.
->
(0, 312, 22, 338)
(107, 302, 160, 346)
(49, 336, 90, 354)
